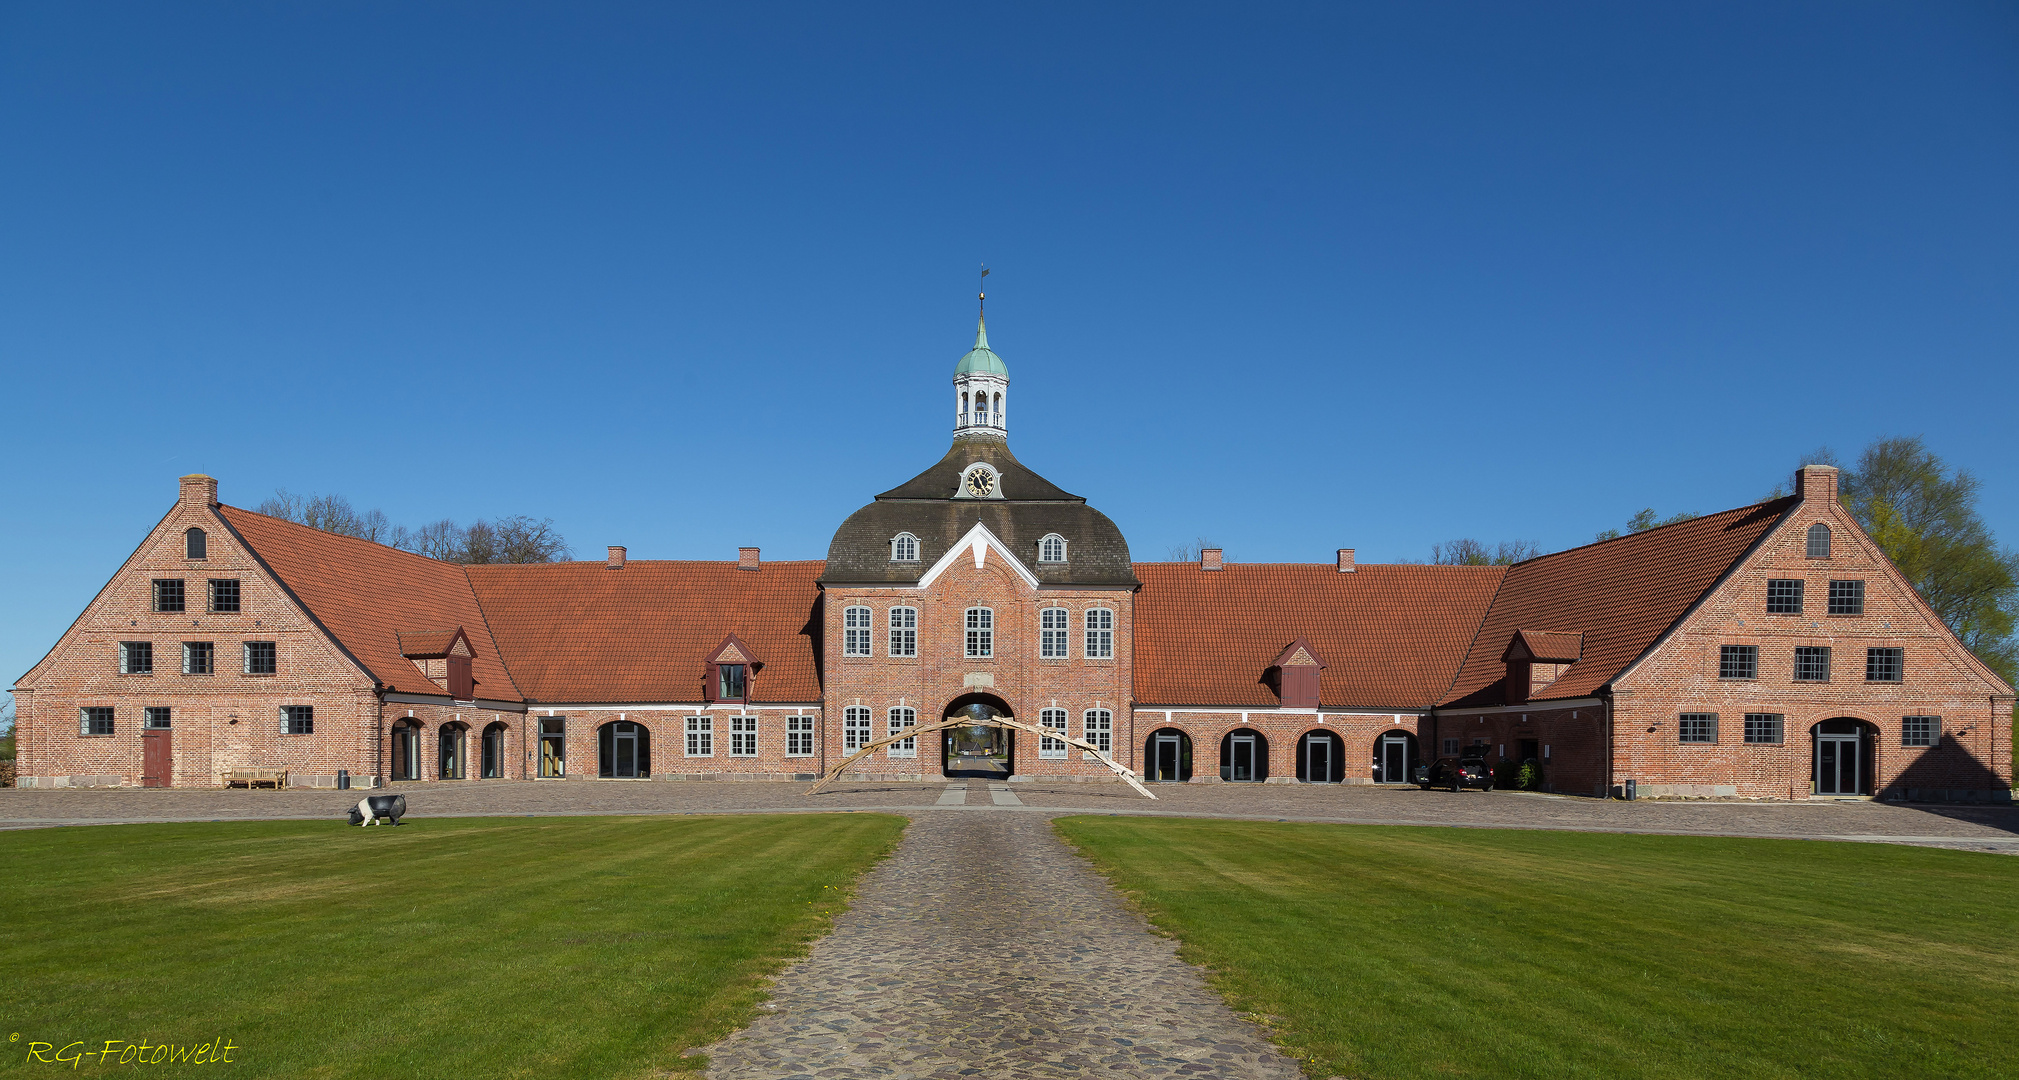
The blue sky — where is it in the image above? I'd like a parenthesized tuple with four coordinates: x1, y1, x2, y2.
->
(4, 2, 2016, 694)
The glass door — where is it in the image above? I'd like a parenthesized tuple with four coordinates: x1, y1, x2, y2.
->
(1817, 734, 1859, 795)
(539, 718, 566, 777)
(1307, 737, 1330, 782)
(1379, 734, 1407, 783)
(1228, 734, 1256, 781)
(1154, 735, 1180, 781)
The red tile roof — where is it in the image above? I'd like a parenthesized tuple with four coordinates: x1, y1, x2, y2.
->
(218, 506, 523, 701)
(1441, 498, 1796, 707)
(396, 628, 467, 659)
(466, 560, 825, 704)
(1132, 562, 1507, 710)
(1504, 629, 1584, 663)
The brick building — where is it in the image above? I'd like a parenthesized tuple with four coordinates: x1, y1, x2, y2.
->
(13, 316, 2013, 801)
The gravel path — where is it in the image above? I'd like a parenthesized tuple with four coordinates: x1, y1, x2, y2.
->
(698, 798, 1305, 1080)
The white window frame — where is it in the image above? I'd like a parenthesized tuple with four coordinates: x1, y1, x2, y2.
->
(729, 715, 759, 757)
(1039, 708, 1068, 759)
(889, 606, 918, 657)
(1084, 608, 1114, 659)
(685, 714, 714, 757)
(890, 533, 920, 562)
(887, 707, 917, 758)
(1040, 607, 1069, 658)
(1084, 709, 1112, 754)
(1038, 533, 1067, 563)
(785, 715, 816, 757)
(965, 607, 993, 658)
(844, 706, 872, 751)
(843, 605, 873, 657)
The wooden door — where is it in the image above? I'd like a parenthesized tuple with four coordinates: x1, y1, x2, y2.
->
(141, 729, 172, 787)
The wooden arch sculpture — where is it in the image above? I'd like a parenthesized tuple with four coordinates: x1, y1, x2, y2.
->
(805, 714, 1158, 799)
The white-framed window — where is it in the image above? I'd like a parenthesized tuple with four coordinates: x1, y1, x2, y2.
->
(1038, 534, 1067, 563)
(844, 706, 872, 752)
(887, 707, 917, 758)
(1084, 709, 1112, 754)
(1039, 708, 1068, 759)
(1084, 608, 1114, 658)
(965, 608, 993, 657)
(889, 606, 918, 657)
(891, 533, 920, 562)
(1040, 607, 1069, 658)
(729, 716, 758, 756)
(786, 715, 816, 756)
(685, 714, 714, 757)
(843, 606, 873, 656)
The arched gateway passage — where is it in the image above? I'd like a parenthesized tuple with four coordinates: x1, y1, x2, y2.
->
(809, 693, 1156, 799)
(941, 694, 1015, 780)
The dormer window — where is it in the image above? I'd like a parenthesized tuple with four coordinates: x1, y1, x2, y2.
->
(1806, 522, 1832, 558)
(718, 664, 746, 701)
(704, 634, 758, 703)
(1269, 639, 1327, 708)
(1038, 534, 1067, 563)
(891, 533, 920, 562)
(185, 528, 207, 559)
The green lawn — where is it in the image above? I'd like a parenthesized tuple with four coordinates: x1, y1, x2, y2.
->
(2, 813, 905, 1078)
(1055, 817, 2019, 1080)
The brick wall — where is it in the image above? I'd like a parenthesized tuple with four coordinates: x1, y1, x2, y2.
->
(1130, 708, 1431, 784)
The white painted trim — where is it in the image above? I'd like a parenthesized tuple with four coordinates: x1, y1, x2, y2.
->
(529, 702, 822, 711)
(1434, 698, 1600, 717)
(915, 522, 1041, 590)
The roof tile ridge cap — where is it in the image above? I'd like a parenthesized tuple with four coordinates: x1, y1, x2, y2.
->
(1507, 495, 1797, 567)
(1433, 560, 1517, 707)
(219, 503, 465, 569)
(457, 563, 527, 701)
(214, 502, 384, 689)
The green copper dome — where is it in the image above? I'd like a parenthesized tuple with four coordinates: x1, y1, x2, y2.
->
(954, 315, 1009, 378)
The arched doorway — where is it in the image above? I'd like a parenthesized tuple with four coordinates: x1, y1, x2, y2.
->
(1219, 729, 1269, 782)
(1372, 730, 1418, 784)
(481, 721, 508, 779)
(439, 723, 468, 780)
(1145, 728, 1192, 782)
(390, 720, 420, 781)
(599, 720, 651, 779)
(941, 694, 1015, 780)
(1297, 730, 1343, 783)
(1812, 718, 1877, 796)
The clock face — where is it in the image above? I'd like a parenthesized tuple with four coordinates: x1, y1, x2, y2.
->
(965, 469, 996, 498)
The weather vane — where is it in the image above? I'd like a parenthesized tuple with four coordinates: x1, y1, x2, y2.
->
(979, 265, 989, 320)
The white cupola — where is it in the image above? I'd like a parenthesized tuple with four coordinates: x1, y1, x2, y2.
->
(953, 310, 1008, 440)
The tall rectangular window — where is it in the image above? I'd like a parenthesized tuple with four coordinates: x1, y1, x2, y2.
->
(1039, 708, 1068, 759)
(281, 705, 313, 735)
(152, 579, 185, 613)
(888, 607, 917, 657)
(887, 707, 917, 758)
(1084, 709, 1112, 754)
(80, 707, 114, 736)
(1040, 608, 1069, 658)
(843, 707, 871, 751)
(1828, 580, 1865, 616)
(119, 641, 153, 675)
(786, 715, 816, 757)
(1902, 715, 1939, 747)
(1743, 713, 1783, 744)
(244, 641, 277, 675)
(1678, 713, 1718, 744)
(729, 716, 759, 757)
(965, 608, 993, 658)
(1084, 609, 1115, 659)
(1718, 645, 1757, 680)
(1866, 647, 1903, 683)
(843, 606, 872, 657)
(1793, 646, 1832, 682)
(209, 579, 241, 613)
(685, 715, 714, 757)
(1766, 579, 1804, 614)
(182, 641, 214, 675)
(718, 664, 746, 701)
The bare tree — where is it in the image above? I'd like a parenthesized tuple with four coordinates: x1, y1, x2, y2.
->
(1594, 509, 1697, 542)
(1164, 537, 1217, 562)
(254, 489, 571, 564)
(1430, 538, 1543, 565)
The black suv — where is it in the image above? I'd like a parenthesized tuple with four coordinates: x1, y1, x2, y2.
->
(1416, 755, 1494, 792)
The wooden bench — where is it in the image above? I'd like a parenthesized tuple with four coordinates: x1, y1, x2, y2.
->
(221, 768, 288, 791)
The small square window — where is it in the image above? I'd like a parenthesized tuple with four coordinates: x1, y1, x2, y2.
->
(152, 579, 185, 613)
(281, 705, 313, 735)
(144, 706, 173, 730)
(1766, 579, 1804, 614)
(244, 641, 277, 675)
(1793, 646, 1831, 682)
(210, 579, 241, 613)
(1441, 738, 1460, 756)
(1678, 713, 1718, 743)
(1902, 715, 1939, 747)
(1866, 647, 1903, 683)
(119, 641, 154, 675)
(1718, 645, 1757, 680)
(80, 707, 115, 736)
(182, 641, 214, 675)
(785, 716, 816, 757)
(1743, 713, 1783, 744)
(1828, 580, 1865, 616)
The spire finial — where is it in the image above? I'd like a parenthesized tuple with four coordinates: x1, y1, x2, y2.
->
(979, 265, 989, 326)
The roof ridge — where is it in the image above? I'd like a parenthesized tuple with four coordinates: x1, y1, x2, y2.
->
(457, 563, 526, 700)
(1509, 496, 1798, 567)
(220, 504, 466, 569)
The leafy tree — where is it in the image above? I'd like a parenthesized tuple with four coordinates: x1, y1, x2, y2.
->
(1430, 538, 1543, 565)
(1595, 509, 1698, 542)
(256, 490, 572, 564)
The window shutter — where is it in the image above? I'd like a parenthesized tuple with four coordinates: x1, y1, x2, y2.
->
(448, 654, 474, 700)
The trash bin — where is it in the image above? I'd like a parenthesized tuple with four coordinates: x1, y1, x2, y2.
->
(337, 769, 350, 791)
(1624, 777, 1636, 801)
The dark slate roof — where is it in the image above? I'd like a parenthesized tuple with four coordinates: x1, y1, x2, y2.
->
(824, 436, 1137, 587)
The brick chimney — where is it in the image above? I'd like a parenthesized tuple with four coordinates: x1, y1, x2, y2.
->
(1200, 547, 1223, 571)
(1795, 465, 1839, 504)
(606, 546, 627, 570)
(179, 474, 218, 510)
(1337, 548, 1356, 573)
(738, 546, 761, 571)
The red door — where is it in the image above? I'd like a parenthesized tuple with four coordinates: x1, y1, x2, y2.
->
(141, 729, 172, 787)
